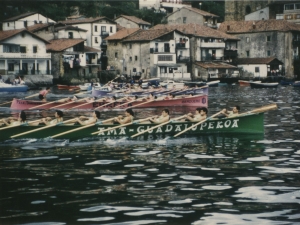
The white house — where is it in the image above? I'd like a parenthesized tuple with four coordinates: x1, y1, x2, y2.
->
(0, 29, 51, 75)
(235, 57, 284, 78)
(58, 17, 117, 52)
(1, 12, 56, 31)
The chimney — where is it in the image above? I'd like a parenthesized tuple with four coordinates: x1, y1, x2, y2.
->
(252, 21, 256, 29)
(227, 25, 230, 31)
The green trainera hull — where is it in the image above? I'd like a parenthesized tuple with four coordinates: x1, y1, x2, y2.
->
(0, 113, 264, 142)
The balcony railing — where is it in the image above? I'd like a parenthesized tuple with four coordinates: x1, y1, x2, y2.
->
(202, 56, 223, 61)
(0, 53, 51, 59)
(200, 42, 225, 48)
(177, 56, 190, 63)
(5, 70, 52, 75)
(101, 31, 109, 37)
(176, 43, 187, 48)
(150, 47, 171, 53)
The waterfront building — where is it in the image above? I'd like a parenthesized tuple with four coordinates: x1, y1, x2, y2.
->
(0, 29, 51, 76)
(1, 12, 56, 31)
(218, 19, 300, 78)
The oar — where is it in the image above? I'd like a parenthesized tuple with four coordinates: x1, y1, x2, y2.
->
(0, 93, 39, 106)
(126, 99, 155, 109)
(50, 118, 115, 138)
(237, 103, 277, 116)
(103, 75, 119, 87)
(114, 98, 139, 108)
(0, 119, 41, 131)
(94, 97, 127, 110)
(48, 97, 89, 110)
(65, 97, 107, 110)
(173, 111, 223, 138)
(11, 118, 78, 138)
(28, 97, 71, 110)
(131, 115, 187, 138)
(91, 116, 154, 135)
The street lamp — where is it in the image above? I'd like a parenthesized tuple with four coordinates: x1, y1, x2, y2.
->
(199, 2, 202, 10)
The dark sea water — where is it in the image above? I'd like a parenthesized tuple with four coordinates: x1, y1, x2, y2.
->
(0, 85, 300, 225)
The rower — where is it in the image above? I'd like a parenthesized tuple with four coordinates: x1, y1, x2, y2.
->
(76, 111, 101, 125)
(185, 107, 208, 122)
(149, 108, 170, 124)
(221, 105, 240, 117)
(39, 87, 51, 102)
(40, 110, 64, 125)
(114, 108, 134, 124)
(3, 111, 27, 126)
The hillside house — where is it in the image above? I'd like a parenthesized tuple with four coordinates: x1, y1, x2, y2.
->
(115, 15, 151, 30)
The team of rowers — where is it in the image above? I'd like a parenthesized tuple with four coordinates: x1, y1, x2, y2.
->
(1, 105, 241, 127)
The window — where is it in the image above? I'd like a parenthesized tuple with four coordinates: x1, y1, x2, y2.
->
(7, 23, 9, 27)
(110, 26, 113, 32)
(267, 36, 271, 41)
(246, 37, 250, 43)
(101, 26, 106, 33)
(68, 32, 73, 39)
(135, 56, 138, 61)
(158, 55, 173, 61)
(267, 50, 271, 56)
(34, 20, 37, 24)
(183, 17, 186, 24)
(115, 52, 118, 58)
(129, 43, 132, 49)
(129, 56, 132, 61)
(3, 44, 19, 53)
(95, 37, 98, 43)
(20, 46, 26, 53)
(296, 3, 300, 9)
(246, 51, 250, 57)
(285, 4, 294, 10)
(255, 67, 260, 73)
(245, 5, 251, 14)
(94, 25, 98, 32)
(33, 46, 37, 53)
(286, 14, 293, 19)
(8, 63, 14, 71)
(24, 21, 27, 27)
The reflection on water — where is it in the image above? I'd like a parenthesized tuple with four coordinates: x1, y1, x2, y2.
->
(1, 86, 300, 224)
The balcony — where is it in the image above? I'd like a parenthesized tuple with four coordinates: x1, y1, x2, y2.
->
(101, 31, 109, 38)
(177, 56, 190, 63)
(202, 56, 223, 61)
(4, 69, 51, 75)
(224, 49, 238, 57)
(176, 43, 187, 48)
(150, 47, 171, 53)
(0, 53, 51, 59)
(200, 42, 225, 48)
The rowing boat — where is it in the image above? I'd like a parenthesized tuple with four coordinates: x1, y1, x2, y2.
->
(238, 80, 261, 86)
(250, 82, 278, 88)
(0, 83, 28, 92)
(0, 113, 264, 142)
(57, 84, 80, 90)
(10, 94, 208, 110)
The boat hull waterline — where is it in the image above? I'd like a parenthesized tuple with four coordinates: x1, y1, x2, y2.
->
(10, 95, 208, 110)
(0, 113, 264, 142)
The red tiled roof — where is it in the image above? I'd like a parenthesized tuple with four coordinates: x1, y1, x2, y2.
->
(106, 28, 140, 40)
(194, 61, 237, 69)
(115, 15, 151, 25)
(55, 25, 87, 32)
(167, 6, 219, 18)
(46, 39, 84, 52)
(0, 28, 50, 43)
(122, 29, 179, 42)
(234, 57, 283, 65)
(27, 23, 53, 32)
(3, 12, 36, 22)
(151, 23, 239, 40)
(58, 16, 116, 25)
(219, 19, 300, 33)
(84, 46, 101, 53)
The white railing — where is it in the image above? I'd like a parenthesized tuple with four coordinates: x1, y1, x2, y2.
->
(0, 53, 51, 59)
(160, 72, 191, 80)
(200, 42, 225, 48)
(276, 14, 284, 20)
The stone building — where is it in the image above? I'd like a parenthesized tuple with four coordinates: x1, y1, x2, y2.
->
(151, 24, 239, 81)
(219, 19, 300, 77)
(225, 0, 269, 21)
(166, 6, 219, 29)
(115, 15, 151, 30)
(105, 28, 140, 74)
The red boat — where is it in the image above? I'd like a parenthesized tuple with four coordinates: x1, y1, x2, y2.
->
(238, 80, 261, 86)
(57, 84, 80, 90)
(10, 95, 208, 110)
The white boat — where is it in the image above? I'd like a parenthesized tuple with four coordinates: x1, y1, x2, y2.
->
(160, 80, 185, 89)
(0, 82, 28, 92)
(79, 82, 101, 91)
